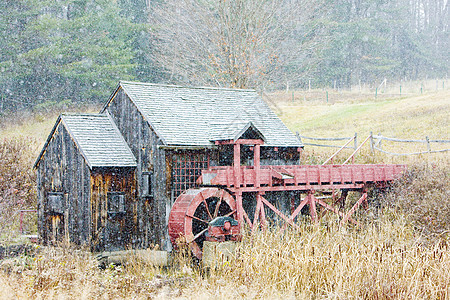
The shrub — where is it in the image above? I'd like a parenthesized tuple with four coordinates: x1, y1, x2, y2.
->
(382, 161, 450, 243)
(0, 138, 39, 240)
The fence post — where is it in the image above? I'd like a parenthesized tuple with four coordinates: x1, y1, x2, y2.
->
(354, 133, 358, 150)
(426, 136, 431, 152)
(19, 211, 24, 234)
(378, 133, 382, 150)
(370, 132, 374, 154)
(296, 132, 302, 144)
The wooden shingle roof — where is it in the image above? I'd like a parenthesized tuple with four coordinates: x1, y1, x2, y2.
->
(103, 81, 302, 148)
(34, 113, 136, 169)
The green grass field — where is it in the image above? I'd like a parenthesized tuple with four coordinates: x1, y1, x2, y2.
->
(266, 89, 450, 162)
(272, 89, 449, 139)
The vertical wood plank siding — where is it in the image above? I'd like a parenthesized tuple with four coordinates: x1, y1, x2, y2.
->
(37, 123, 91, 246)
(106, 88, 167, 249)
(90, 168, 136, 251)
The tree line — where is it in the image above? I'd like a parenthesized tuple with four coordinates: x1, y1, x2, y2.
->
(0, 0, 448, 112)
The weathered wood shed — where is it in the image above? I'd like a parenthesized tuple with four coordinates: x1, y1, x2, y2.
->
(36, 81, 303, 252)
(34, 114, 138, 251)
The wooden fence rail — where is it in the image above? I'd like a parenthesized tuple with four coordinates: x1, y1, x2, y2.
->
(371, 133, 450, 156)
(296, 132, 358, 149)
(297, 132, 450, 157)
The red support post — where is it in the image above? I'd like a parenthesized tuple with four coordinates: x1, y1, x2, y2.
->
(252, 193, 263, 234)
(234, 143, 241, 188)
(235, 191, 244, 229)
(254, 144, 261, 187)
(259, 200, 267, 229)
(308, 192, 319, 225)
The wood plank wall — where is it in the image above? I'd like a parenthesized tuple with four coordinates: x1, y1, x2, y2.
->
(36, 122, 91, 246)
(106, 88, 167, 249)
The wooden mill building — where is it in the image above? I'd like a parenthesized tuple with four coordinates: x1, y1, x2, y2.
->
(35, 81, 303, 252)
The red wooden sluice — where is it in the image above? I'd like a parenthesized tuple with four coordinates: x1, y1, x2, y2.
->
(199, 164, 405, 191)
(198, 138, 406, 231)
(168, 138, 407, 259)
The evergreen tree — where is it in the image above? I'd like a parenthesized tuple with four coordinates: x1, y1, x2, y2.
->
(0, 0, 146, 111)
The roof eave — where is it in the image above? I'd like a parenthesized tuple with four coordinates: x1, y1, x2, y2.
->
(33, 115, 63, 169)
(232, 121, 266, 143)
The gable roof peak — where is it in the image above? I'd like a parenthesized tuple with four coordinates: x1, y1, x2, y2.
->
(34, 113, 136, 169)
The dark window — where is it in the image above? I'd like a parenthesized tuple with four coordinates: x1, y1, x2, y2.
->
(142, 171, 153, 197)
(171, 151, 209, 199)
(48, 192, 64, 214)
(108, 192, 125, 214)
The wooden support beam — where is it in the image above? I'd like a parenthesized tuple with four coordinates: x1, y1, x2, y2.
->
(251, 193, 263, 234)
(259, 201, 267, 229)
(235, 191, 244, 228)
(340, 192, 367, 226)
(254, 144, 261, 187)
(281, 195, 309, 231)
(234, 143, 240, 188)
(312, 195, 359, 226)
(215, 139, 264, 145)
(242, 206, 253, 228)
(289, 196, 309, 223)
(308, 193, 319, 225)
(260, 196, 300, 230)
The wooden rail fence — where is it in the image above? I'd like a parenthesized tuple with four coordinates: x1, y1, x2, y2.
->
(297, 132, 450, 157)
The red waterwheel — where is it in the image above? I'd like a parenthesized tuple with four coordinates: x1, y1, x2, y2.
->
(168, 187, 237, 259)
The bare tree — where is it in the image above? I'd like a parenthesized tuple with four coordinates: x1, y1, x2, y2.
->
(150, 0, 326, 89)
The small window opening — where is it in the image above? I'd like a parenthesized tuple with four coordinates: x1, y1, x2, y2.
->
(142, 171, 153, 197)
(108, 192, 125, 216)
(48, 192, 64, 214)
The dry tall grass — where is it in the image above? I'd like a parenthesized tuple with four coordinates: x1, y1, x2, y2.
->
(0, 138, 39, 241)
(195, 219, 449, 299)
(0, 244, 191, 299)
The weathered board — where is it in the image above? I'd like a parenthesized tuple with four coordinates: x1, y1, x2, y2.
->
(105, 87, 167, 249)
(36, 121, 91, 246)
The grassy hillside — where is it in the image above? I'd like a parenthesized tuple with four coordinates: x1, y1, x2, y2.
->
(267, 89, 450, 161)
(271, 89, 449, 138)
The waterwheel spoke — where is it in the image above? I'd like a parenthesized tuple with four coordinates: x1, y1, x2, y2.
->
(213, 190, 224, 218)
(224, 210, 236, 218)
(191, 228, 208, 242)
(200, 192, 213, 221)
(186, 214, 209, 224)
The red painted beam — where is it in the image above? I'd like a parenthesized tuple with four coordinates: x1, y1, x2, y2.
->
(201, 164, 406, 192)
(215, 139, 264, 145)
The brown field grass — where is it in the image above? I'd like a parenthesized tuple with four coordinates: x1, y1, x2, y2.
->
(1, 201, 448, 299)
(0, 86, 449, 299)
